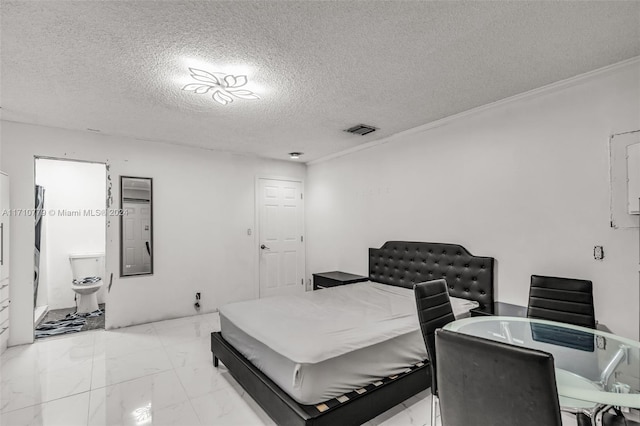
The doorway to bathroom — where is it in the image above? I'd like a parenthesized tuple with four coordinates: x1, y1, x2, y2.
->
(33, 157, 108, 339)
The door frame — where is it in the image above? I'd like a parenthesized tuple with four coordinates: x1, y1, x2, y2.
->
(254, 176, 305, 299)
(33, 156, 109, 333)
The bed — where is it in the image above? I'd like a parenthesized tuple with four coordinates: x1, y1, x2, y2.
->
(211, 241, 495, 426)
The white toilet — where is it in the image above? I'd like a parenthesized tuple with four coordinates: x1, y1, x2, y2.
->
(69, 253, 104, 314)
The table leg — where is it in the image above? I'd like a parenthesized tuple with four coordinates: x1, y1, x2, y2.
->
(431, 394, 438, 426)
(589, 404, 612, 426)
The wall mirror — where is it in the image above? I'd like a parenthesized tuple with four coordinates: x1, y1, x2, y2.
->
(120, 176, 153, 276)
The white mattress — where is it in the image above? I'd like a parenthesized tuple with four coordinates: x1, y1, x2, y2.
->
(219, 281, 478, 404)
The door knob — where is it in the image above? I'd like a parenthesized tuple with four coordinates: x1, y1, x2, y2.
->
(260, 244, 270, 250)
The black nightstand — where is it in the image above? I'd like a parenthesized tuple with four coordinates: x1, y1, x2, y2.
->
(312, 271, 368, 290)
(470, 301, 528, 318)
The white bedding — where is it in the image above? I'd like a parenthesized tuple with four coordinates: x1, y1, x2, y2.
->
(219, 281, 478, 365)
(219, 281, 478, 404)
(220, 313, 427, 404)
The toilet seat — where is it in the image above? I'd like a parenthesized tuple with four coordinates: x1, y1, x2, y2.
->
(71, 280, 103, 292)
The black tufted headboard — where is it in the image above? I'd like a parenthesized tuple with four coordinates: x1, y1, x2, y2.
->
(369, 241, 495, 308)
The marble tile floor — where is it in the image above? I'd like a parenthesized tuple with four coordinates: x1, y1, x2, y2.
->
(1, 312, 579, 426)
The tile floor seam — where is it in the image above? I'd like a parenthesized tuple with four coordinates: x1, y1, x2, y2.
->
(154, 328, 208, 349)
(85, 391, 92, 426)
(88, 331, 98, 391)
(172, 361, 203, 426)
(89, 349, 174, 392)
(0, 389, 93, 415)
(94, 365, 175, 391)
(97, 345, 166, 361)
(86, 336, 97, 426)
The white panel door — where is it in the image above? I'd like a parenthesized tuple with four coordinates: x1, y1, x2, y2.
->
(122, 202, 152, 275)
(258, 179, 304, 298)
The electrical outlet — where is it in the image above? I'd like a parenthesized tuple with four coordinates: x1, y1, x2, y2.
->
(194, 292, 201, 310)
(593, 246, 604, 260)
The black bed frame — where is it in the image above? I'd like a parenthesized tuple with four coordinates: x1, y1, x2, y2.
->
(211, 241, 495, 426)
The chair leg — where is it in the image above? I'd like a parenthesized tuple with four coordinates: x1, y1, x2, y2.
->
(431, 394, 439, 426)
(576, 412, 591, 426)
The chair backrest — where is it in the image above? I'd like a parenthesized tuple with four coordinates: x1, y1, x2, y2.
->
(413, 279, 455, 396)
(527, 275, 596, 329)
(435, 329, 563, 426)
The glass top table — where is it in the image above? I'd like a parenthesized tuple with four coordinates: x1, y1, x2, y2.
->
(443, 316, 640, 410)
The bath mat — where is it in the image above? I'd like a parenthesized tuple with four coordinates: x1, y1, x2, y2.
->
(35, 318, 86, 338)
(67, 309, 103, 319)
(35, 309, 103, 338)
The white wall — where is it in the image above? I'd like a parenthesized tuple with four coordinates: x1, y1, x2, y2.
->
(1, 122, 305, 345)
(35, 159, 107, 310)
(307, 61, 640, 340)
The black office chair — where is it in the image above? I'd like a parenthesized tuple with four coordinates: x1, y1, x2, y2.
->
(527, 275, 596, 329)
(435, 328, 563, 426)
(602, 412, 640, 426)
(413, 279, 455, 426)
(576, 407, 640, 425)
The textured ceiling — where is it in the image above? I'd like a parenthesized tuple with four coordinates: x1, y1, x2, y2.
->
(1, 1, 639, 162)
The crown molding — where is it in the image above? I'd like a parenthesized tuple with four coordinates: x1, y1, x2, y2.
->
(308, 56, 640, 166)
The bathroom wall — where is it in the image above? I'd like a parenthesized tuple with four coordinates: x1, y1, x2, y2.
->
(1, 121, 306, 346)
(35, 159, 107, 310)
(34, 217, 49, 310)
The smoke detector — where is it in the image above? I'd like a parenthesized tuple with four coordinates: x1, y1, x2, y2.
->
(344, 124, 377, 136)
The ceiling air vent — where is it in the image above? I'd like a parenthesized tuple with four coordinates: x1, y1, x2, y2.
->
(344, 124, 377, 136)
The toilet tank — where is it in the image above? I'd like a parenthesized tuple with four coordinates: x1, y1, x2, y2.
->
(69, 253, 105, 280)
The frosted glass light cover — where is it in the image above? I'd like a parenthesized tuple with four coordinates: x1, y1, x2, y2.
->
(181, 68, 260, 106)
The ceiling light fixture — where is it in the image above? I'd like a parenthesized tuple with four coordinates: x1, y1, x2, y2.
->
(289, 152, 303, 159)
(181, 68, 260, 106)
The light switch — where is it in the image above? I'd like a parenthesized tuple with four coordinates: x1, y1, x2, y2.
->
(593, 246, 604, 260)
